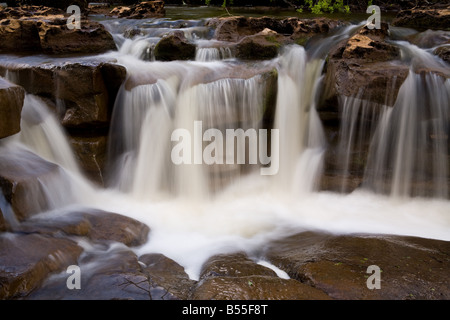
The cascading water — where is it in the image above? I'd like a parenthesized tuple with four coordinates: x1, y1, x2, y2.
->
(1, 16, 450, 281)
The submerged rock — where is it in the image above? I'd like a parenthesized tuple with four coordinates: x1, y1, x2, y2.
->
(0, 77, 25, 139)
(0, 233, 83, 299)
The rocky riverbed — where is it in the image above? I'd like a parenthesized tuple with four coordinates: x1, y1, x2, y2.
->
(0, 1, 449, 300)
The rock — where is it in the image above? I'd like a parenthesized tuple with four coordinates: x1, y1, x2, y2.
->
(192, 252, 331, 299)
(192, 275, 331, 300)
(139, 253, 196, 300)
(0, 208, 7, 232)
(392, 7, 450, 31)
(109, 1, 165, 19)
(408, 30, 450, 48)
(0, 19, 42, 53)
(322, 24, 409, 106)
(235, 28, 284, 60)
(18, 209, 150, 247)
(5, 1, 88, 10)
(265, 232, 450, 300)
(207, 16, 346, 44)
(0, 148, 69, 221)
(0, 6, 116, 55)
(0, 77, 25, 139)
(434, 46, 450, 63)
(28, 247, 175, 300)
(154, 31, 196, 61)
(0, 233, 83, 299)
(38, 19, 117, 55)
(69, 135, 108, 185)
(0, 61, 127, 129)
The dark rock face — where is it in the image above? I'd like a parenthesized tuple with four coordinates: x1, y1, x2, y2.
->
(0, 233, 83, 299)
(154, 31, 196, 61)
(109, 1, 165, 19)
(0, 6, 116, 55)
(265, 232, 450, 300)
(0, 77, 25, 139)
(392, 6, 450, 31)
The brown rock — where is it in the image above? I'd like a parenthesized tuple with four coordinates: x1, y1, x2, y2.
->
(235, 28, 285, 60)
(18, 209, 150, 247)
(0, 208, 7, 232)
(110, 1, 165, 19)
(192, 275, 331, 300)
(265, 232, 450, 300)
(392, 7, 450, 31)
(154, 31, 196, 61)
(0, 233, 83, 299)
(28, 247, 175, 300)
(139, 253, 196, 300)
(0, 18, 42, 53)
(0, 148, 67, 221)
(69, 135, 107, 185)
(38, 19, 116, 55)
(0, 77, 25, 139)
(434, 46, 450, 63)
(192, 252, 331, 300)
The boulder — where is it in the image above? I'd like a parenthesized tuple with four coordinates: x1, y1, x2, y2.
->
(191, 252, 331, 299)
(0, 77, 25, 139)
(0, 233, 83, 299)
(0, 148, 69, 221)
(109, 1, 165, 19)
(235, 28, 284, 60)
(28, 247, 176, 300)
(38, 18, 117, 55)
(139, 253, 196, 300)
(154, 31, 196, 61)
(0, 61, 127, 129)
(0, 6, 116, 55)
(434, 45, 450, 63)
(18, 209, 150, 247)
(0, 18, 42, 53)
(392, 6, 450, 31)
(265, 232, 450, 299)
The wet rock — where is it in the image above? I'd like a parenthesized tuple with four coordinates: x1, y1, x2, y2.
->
(322, 24, 409, 106)
(235, 28, 284, 60)
(265, 231, 450, 300)
(0, 61, 126, 130)
(0, 19, 42, 53)
(408, 30, 450, 48)
(139, 253, 196, 300)
(192, 252, 331, 299)
(18, 209, 150, 247)
(392, 6, 450, 31)
(69, 135, 107, 185)
(110, 1, 165, 19)
(0, 148, 67, 221)
(38, 19, 117, 55)
(154, 31, 196, 61)
(207, 16, 346, 44)
(0, 208, 7, 232)
(0, 233, 83, 299)
(0, 5, 116, 55)
(0, 77, 25, 139)
(28, 247, 175, 300)
(434, 46, 450, 63)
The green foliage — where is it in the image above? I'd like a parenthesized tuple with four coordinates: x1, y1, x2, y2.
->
(302, 0, 351, 14)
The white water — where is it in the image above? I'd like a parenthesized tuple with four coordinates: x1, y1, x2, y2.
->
(2, 20, 449, 280)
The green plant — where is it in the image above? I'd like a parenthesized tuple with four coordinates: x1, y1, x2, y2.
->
(304, 0, 351, 14)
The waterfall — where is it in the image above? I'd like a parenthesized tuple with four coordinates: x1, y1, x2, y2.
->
(273, 45, 326, 194)
(19, 94, 81, 174)
(107, 61, 266, 200)
(363, 70, 449, 198)
(195, 47, 233, 62)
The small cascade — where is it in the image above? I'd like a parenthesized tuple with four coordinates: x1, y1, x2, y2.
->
(195, 47, 233, 62)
